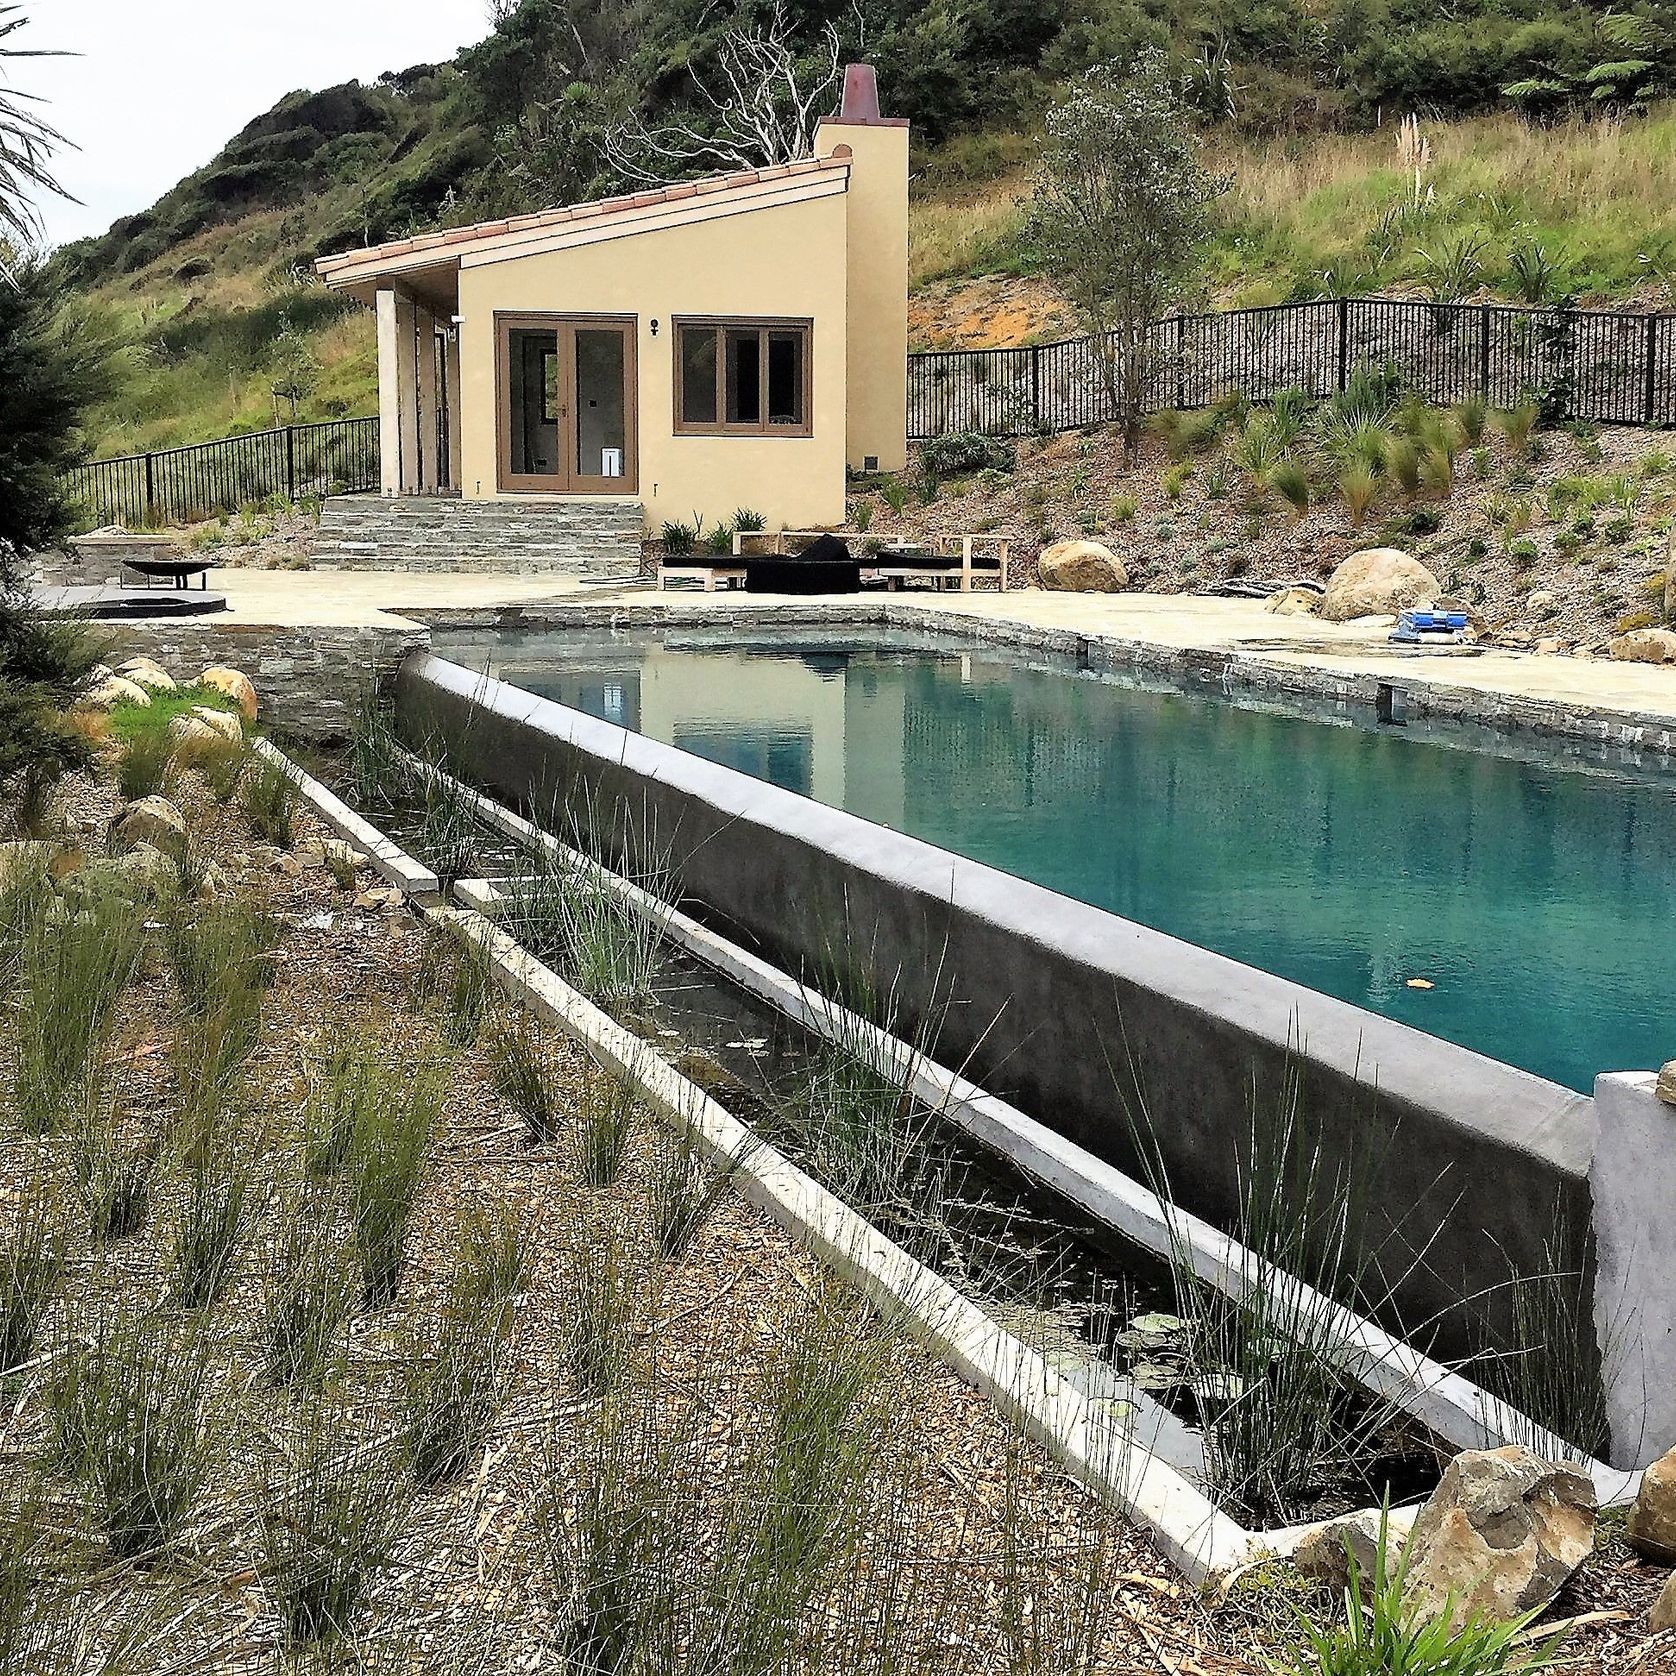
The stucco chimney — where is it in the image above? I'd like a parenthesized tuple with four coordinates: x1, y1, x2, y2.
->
(816, 68, 909, 474)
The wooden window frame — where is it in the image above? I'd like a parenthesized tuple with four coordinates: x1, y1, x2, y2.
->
(673, 317, 813, 438)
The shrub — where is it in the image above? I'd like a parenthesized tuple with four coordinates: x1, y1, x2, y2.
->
(71, 1093, 157, 1243)
(1496, 403, 1540, 460)
(1109, 493, 1137, 523)
(1508, 537, 1541, 569)
(1453, 396, 1488, 447)
(659, 519, 697, 555)
(240, 751, 298, 846)
(1385, 437, 1422, 497)
(919, 431, 1014, 476)
(171, 1141, 256, 1310)
(879, 478, 909, 515)
(1338, 463, 1379, 529)
(1161, 462, 1192, 499)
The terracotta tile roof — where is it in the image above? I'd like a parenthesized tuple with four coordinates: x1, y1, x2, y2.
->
(316, 150, 852, 278)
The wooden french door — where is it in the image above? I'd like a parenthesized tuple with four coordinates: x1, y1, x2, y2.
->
(496, 314, 637, 493)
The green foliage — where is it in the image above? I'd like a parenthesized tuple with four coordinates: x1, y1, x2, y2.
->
(488, 1011, 560, 1143)
(0, 1173, 64, 1374)
(1026, 52, 1224, 459)
(919, 430, 1015, 476)
(1289, 1510, 1559, 1674)
(240, 750, 298, 846)
(260, 1197, 356, 1387)
(1272, 459, 1311, 518)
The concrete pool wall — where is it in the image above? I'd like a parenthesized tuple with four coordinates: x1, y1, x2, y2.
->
(395, 650, 1605, 1362)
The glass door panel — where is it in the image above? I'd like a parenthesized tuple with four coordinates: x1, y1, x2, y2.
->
(573, 327, 629, 487)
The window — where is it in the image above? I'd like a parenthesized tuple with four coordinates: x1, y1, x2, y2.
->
(675, 319, 810, 436)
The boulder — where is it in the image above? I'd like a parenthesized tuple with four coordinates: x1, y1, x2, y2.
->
(117, 655, 169, 680)
(1401, 1447, 1596, 1630)
(1609, 627, 1676, 665)
(191, 706, 243, 744)
(167, 715, 225, 755)
(84, 675, 152, 711)
(109, 795, 188, 858)
(198, 666, 258, 722)
(1319, 548, 1441, 624)
(1629, 1445, 1676, 1562)
(1652, 1571, 1676, 1634)
(120, 663, 177, 693)
(1038, 539, 1128, 593)
(1658, 1061, 1676, 1107)
(1526, 589, 1558, 619)
(105, 841, 176, 900)
(1264, 586, 1320, 618)
(1294, 1507, 1419, 1590)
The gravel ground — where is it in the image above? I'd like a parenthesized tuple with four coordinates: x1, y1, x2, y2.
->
(7, 757, 1674, 1672)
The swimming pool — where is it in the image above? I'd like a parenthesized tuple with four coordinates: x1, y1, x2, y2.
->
(433, 624, 1676, 1093)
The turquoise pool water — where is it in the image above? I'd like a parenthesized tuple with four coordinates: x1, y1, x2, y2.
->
(436, 625, 1676, 1093)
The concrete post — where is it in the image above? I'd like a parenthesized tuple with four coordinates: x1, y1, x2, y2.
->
(445, 328, 463, 493)
(1591, 1071, 1676, 1468)
(375, 287, 402, 497)
(394, 292, 421, 497)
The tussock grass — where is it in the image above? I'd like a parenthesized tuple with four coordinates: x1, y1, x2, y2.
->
(453, 1200, 529, 1308)
(45, 1300, 214, 1558)
(240, 751, 298, 846)
(12, 881, 143, 1133)
(170, 1135, 257, 1311)
(114, 729, 177, 803)
(397, 1279, 512, 1488)
(574, 1059, 641, 1189)
(0, 1174, 66, 1374)
(487, 1011, 560, 1143)
(256, 1384, 413, 1647)
(436, 936, 495, 1049)
(647, 1120, 748, 1263)
(260, 1196, 357, 1388)
(344, 1050, 446, 1307)
(70, 1088, 157, 1244)
(559, 1217, 637, 1401)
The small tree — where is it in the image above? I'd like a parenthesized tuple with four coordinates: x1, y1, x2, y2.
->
(1026, 53, 1224, 464)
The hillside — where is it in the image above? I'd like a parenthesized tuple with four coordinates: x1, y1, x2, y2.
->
(53, 0, 1676, 456)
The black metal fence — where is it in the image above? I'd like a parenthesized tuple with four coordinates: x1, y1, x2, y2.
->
(907, 297, 1676, 440)
(68, 417, 380, 529)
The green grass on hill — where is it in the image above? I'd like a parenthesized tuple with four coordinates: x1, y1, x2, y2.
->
(106, 684, 240, 747)
(911, 104, 1676, 311)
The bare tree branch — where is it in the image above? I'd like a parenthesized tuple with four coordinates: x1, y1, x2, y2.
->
(602, 1, 860, 186)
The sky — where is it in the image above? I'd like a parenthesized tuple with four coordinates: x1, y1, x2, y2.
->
(15, 0, 490, 248)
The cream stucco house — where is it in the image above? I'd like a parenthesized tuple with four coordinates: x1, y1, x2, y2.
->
(315, 66, 907, 544)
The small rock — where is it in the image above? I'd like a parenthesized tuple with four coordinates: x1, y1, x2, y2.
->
(1320, 548, 1442, 624)
(1629, 1445, 1676, 1562)
(1651, 1571, 1676, 1634)
(323, 839, 366, 875)
(354, 886, 401, 910)
(117, 655, 169, 680)
(198, 665, 258, 722)
(168, 714, 224, 754)
(1401, 1447, 1596, 1630)
(270, 853, 303, 878)
(1038, 539, 1128, 593)
(1608, 627, 1676, 665)
(1526, 589, 1558, 618)
(1657, 1062, 1676, 1107)
(109, 796, 188, 858)
(1294, 1508, 1418, 1590)
(84, 675, 152, 711)
(1534, 636, 1567, 656)
(191, 706, 243, 743)
(1264, 586, 1320, 617)
(191, 860, 231, 903)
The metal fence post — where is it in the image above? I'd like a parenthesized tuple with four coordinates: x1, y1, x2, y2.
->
(143, 453, 156, 527)
(1647, 314, 1660, 427)
(1478, 306, 1492, 400)
(1336, 297, 1350, 393)
(1174, 314, 1186, 409)
(286, 426, 297, 501)
(1030, 345, 1042, 434)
